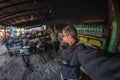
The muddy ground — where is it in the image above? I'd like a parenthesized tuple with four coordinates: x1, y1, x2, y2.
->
(0, 51, 61, 80)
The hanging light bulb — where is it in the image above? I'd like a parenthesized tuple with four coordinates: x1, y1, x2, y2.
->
(31, 15, 33, 21)
(49, 8, 52, 14)
(33, 1, 37, 4)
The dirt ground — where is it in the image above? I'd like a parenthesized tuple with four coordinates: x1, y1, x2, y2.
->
(0, 51, 61, 80)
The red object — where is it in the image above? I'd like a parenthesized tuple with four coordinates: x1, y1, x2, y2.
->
(82, 74, 91, 80)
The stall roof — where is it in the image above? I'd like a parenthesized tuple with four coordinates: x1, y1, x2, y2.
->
(0, 0, 109, 27)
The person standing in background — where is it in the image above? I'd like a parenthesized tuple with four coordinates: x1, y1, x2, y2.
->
(50, 29, 59, 53)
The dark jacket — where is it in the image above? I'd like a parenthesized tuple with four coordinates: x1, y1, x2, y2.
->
(59, 43, 85, 79)
(77, 46, 120, 80)
(59, 43, 120, 80)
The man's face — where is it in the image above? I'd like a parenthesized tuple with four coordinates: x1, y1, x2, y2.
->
(62, 31, 69, 43)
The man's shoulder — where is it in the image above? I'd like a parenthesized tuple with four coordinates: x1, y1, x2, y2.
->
(75, 42, 85, 48)
(72, 43, 86, 52)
